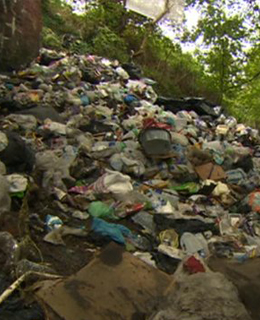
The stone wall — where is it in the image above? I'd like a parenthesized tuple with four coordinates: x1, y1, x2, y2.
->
(0, 0, 42, 72)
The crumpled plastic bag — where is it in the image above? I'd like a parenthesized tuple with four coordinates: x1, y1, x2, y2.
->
(88, 201, 116, 219)
(148, 271, 251, 320)
(126, 0, 184, 23)
(4, 114, 37, 131)
(109, 152, 146, 177)
(91, 169, 133, 195)
(40, 119, 67, 135)
(44, 226, 88, 245)
(6, 174, 28, 193)
(36, 145, 77, 191)
(91, 218, 132, 244)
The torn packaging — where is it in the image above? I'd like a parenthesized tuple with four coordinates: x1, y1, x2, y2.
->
(195, 162, 226, 181)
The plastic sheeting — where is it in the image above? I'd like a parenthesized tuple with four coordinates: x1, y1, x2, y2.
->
(126, 0, 185, 22)
(148, 271, 252, 320)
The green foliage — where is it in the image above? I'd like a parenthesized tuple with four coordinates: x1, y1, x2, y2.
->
(224, 45, 260, 125)
(185, 0, 248, 102)
(42, 27, 62, 50)
(182, 0, 260, 122)
(42, 0, 84, 37)
(70, 40, 92, 54)
(43, 0, 260, 114)
(92, 27, 128, 61)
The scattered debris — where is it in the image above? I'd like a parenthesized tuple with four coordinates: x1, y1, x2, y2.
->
(0, 47, 260, 319)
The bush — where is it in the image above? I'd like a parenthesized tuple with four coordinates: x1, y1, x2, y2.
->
(92, 27, 128, 61)
(42, 27, 62, 50)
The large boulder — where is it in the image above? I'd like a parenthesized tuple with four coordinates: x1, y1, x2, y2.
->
(0, 0, 42, 71)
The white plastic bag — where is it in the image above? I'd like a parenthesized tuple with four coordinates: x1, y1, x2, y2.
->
(36, 146, 77, 191)
(41, 119, 67, 135)
(126, 0, 184, 22)
(180, 232, 209, 257)
(6, 174, 28, 193)
(5, 114, 37, 131)
(92, 170, 133, 195)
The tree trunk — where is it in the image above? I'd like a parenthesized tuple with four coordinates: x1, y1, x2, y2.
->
(0, 0, 42, 72)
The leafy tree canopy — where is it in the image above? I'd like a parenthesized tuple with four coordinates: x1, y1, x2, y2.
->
(42, 0, 260, 124)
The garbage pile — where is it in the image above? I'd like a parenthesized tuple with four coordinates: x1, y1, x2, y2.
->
(0, 48, 259, 317)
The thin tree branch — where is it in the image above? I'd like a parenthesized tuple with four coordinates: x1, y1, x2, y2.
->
(133, 0, 170, 57)
(0, 271, 61, 306)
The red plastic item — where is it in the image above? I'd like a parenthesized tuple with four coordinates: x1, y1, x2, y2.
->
(126, 203, 145, 215)
(184, 256, 205, 274)
(143, 118, 172, 130)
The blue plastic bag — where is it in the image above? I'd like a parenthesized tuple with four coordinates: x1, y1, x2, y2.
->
(124, 94, 139, 106)
(91, 218, 132, 244)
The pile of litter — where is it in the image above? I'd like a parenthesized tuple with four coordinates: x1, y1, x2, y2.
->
(0, 48, 259, 319)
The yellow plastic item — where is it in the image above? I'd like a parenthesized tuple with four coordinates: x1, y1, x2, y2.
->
(159, 229, 179, 248)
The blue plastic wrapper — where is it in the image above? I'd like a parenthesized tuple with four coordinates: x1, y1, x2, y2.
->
(91, 218, 132, 244)
(46, 214, 63, 232)
(124, 94, 139, 105)
(226, 168, 247, 185)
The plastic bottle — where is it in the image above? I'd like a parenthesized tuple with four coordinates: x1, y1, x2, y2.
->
(16, 259, 56, 277)
(180, 232, 209, 257)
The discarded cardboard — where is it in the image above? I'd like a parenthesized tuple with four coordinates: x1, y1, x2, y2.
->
(36, 243, 172, 320)
(195, 162, 226, 181)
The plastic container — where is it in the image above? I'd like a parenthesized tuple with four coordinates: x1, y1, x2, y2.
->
(139, 128, 172, 156)
(225, 117, 237, 128)
(216, 125, 229, 135)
